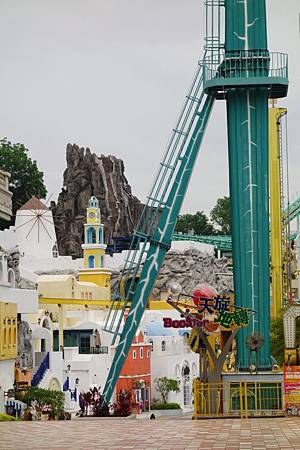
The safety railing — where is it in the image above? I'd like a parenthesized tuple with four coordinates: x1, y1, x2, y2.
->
(202, 50, 288, 85)
(79, 346, 109, 354)
(193, 379, 284, 419)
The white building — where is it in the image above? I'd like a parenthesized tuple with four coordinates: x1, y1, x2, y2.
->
(0, 248, 38, 413)
(142, 311, 199, 410)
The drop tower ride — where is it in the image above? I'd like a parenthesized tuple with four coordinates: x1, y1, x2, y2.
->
(103, 0, 288, 400)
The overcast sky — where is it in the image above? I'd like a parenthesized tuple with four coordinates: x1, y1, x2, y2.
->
(0, 0, 299, 214)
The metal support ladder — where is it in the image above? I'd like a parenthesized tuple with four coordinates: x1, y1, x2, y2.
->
(102, 1, 225, 402)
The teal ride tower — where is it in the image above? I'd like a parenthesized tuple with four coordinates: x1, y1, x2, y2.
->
(103, 0, 288, 401)
(206, 0, 288, 369)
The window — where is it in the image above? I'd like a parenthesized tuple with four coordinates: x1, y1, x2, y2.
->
(99, 226, 103, 243)
(161, 340, 166, 352)
(88, 255, 95, 268)
(13, 327, 16, 346)
(147, 350, 150, 358)
(52, 244, 58, 258)
(132, 350, 136, 359)
(87, 227, 96, 244)
(80, 336, 90, 353)
(101, 256, 105, 267)
(8, 269, 15, 288)
(140, 347, 143, 359)
(3, 327, 6, 346)
(149, 339, 153, 351)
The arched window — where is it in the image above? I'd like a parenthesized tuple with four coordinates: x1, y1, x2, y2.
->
(149, 339, 154, 351)
(99, 226, 103, 243)
(52, 244, 58, 258)
(88, 255, 95, 268)
(3, 327, 7, 346)
(132, 350, 136, 360)
(140, 347, 143, 359)
(87, 227, 96, 244)
(182, 363, 190, 377)
(161, 340, 166, 352)
(101, 256, 104, 268)
(8, 269, 15, 288)
(175, 364, 180, 379)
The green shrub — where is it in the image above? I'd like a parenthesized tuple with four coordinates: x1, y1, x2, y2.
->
(0, 413, 18, 421)
(22, 387, 64, 418)
(150, 402, 180, 410)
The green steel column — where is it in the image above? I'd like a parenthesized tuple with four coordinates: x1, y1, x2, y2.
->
(103, 96, 214, 402)
(225, 0, 271, 369)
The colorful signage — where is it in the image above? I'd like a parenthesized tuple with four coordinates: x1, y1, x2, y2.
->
(163, 316, 218, 332)
(284, 366, 300, 416)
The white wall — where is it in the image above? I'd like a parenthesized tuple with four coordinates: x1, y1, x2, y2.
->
(0, 286, 38, 314)
(0, 359, 15, 413)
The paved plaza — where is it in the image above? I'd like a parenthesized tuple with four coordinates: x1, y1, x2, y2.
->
(1, 417, 300, 450)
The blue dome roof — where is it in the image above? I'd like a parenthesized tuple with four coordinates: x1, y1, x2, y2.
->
(145, 320, 172, 337)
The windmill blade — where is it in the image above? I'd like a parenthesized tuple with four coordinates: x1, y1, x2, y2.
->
(39, 216, 53, 240)
(15, 215, 37, 230)
(25, 218, 38, 240)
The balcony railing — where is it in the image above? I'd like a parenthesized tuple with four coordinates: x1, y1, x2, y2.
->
(202, 50, 288, 86)
(79, 346, 109, 355)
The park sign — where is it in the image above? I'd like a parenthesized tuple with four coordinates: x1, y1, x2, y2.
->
(165, 294, 253, 333)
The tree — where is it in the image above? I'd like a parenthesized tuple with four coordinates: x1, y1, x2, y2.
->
(22, 386, 64, 418)
(210, 196, 231, 234)
(270, 317, 284, 366)
(175, 211, 214, 235)
(154, 377, 180, 404)
(0, 138, 47, 229)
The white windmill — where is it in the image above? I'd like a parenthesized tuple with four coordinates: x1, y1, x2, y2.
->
(13, 197, 58, 258)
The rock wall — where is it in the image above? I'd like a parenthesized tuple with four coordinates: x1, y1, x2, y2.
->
(18, 320, 33, 369)
(52, 144, 144, 258)
(110, 248, 233, 298)
(152, 248, 233, 298)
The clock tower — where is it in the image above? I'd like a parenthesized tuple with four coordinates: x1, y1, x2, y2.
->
(79, 196, 111, 288)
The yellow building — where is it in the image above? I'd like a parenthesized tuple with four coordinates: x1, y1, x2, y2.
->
(36, 196, 113, 348)
(79, 196, 111, 289)
(0, 301, 17, 361)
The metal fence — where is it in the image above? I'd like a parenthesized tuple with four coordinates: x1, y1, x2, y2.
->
(202, 50, 288, 84)
(193, 379, 284, 419)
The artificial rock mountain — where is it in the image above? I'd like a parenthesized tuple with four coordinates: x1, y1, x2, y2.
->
(51, 144, 144, 258)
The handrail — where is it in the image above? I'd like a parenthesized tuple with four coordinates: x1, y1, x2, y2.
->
(31, 352, 49, 387)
